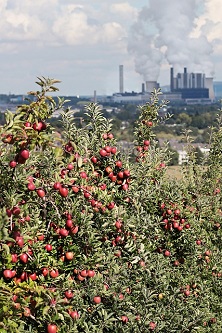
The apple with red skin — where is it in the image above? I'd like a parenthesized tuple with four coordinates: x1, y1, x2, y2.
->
(123, 170, 130, 178)
(12, 206, 21, 216)
(99, 149, 107, 157)
(20, 149, 30, 160)
(3, 269, 13, 279)
(67, 163, 73, 170)
(24, 122, 31, 128)
(80, 270, 88, 277)
(121, 315, 128, 323)
(114, 250, 121, 257)
(77, 274, 85, 281)
(59, 228, 69, 237)
(42, 268, 49, 277)
(36, 189, 45, 198)
(50, 269, 59, 278)
(59, 186, 69, 197)
(70, 225, 79, 235)
(104, 146, 111, 153)
(65, 290, 74, 299)
(183, 290, 190, 297)
(107, 202, 115, 210)
(11, 253, 18, 263)
(47, 324, 58, 333)
(111, 147, 117, 154)
(33, 121, 46, 132)
(93, 296, 101, 304)
(20, 272, 28, 281)
(16, 236, 24, 248)
(100, 183, 106, 191)
(9, 160, 17, 168)
(27, 182, 36, 191)
(45, 244, 53, 252)
(149, 321, 157, 330)
(91, 156, 97, 164)
(20, 253, 28, 263)
(121, 183, 129, 191)
(117, 171, 124, 179)
(80, 171, 87, 179)
(87, 270, 95, 278)
(115, 220, 122, 229)
(70, 310, 79, 320)
(53, 182, 61, 190)
(65, 252, 74, 260)
(164, 250, 171, 257)
(72, 186, 79, 193)
(66, 219, 73, 228)
(29, 273, 37, 281)
(116, 160, 123, 168)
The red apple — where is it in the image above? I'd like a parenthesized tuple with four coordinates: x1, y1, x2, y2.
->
(36, 189, 46, 198)
(93, 296, 101, 304)
(87, 270, 95, 278)
(9, 160, 17, 168)
(50, 269, 59, 278)
(65, 252, 74, 260)
(3, 269, 13, 279)
(59, 228, 69, 237)
(20, 149, 30, 160)
(27, 182, 36, 191)
(47, 324, 58, 333)
(70, 310, 79, 320)
(99, 149, 107, 157)
(59, 186, 69, 197)
(20, 253, 28, 263)
(121, 315, 128, 323)
(65, 290, 74, 299)
(45, 244, 53, 252)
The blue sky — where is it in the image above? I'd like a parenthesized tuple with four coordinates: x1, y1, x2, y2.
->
(0, 0, 221, 96)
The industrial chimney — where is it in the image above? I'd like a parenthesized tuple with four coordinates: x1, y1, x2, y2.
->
(119, 65, 124, 94)
(170, 67, 174, 91)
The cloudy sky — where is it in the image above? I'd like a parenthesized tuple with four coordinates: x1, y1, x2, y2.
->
(0, 0, 222, 96)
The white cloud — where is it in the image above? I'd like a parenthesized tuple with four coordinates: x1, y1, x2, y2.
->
(110, 2, 138, 20)
(0, 0, 222, 95)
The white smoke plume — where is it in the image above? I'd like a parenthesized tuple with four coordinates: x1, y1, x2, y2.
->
(128, 0, 215, 81)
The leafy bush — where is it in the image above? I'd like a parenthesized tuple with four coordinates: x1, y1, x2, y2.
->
(0, 78, 222, 332)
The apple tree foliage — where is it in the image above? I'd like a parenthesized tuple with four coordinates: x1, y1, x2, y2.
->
(1, 78, 222, 332)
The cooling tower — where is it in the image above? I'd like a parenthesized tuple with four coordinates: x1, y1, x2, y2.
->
(204, 77, 215, 100)
(145, 81, 159, 93)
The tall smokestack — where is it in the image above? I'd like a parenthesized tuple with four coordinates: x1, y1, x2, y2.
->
(119, 65, 124, 94)
(93, 90, 97, 103)
(170, 67, 174, 91)
(142, 83, 145, 93)
(184, 67, 188, 88)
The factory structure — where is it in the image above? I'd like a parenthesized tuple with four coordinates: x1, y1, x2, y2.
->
(112, 65, 215, 104)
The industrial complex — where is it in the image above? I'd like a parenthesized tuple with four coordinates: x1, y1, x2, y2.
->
(112, 65, 218, 104)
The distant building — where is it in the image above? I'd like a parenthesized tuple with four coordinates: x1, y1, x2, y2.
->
(170, 67, 215, 102)
(213, 81, 222, 99)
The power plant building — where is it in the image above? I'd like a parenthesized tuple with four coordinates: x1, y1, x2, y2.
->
(112, 65, 215, 104)
(170, 67, 214, 101)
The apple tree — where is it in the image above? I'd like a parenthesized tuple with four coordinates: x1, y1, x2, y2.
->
(0, 78, 222, 332)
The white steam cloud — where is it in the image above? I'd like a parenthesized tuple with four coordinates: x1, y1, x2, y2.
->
(128, 0, 215, 81)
